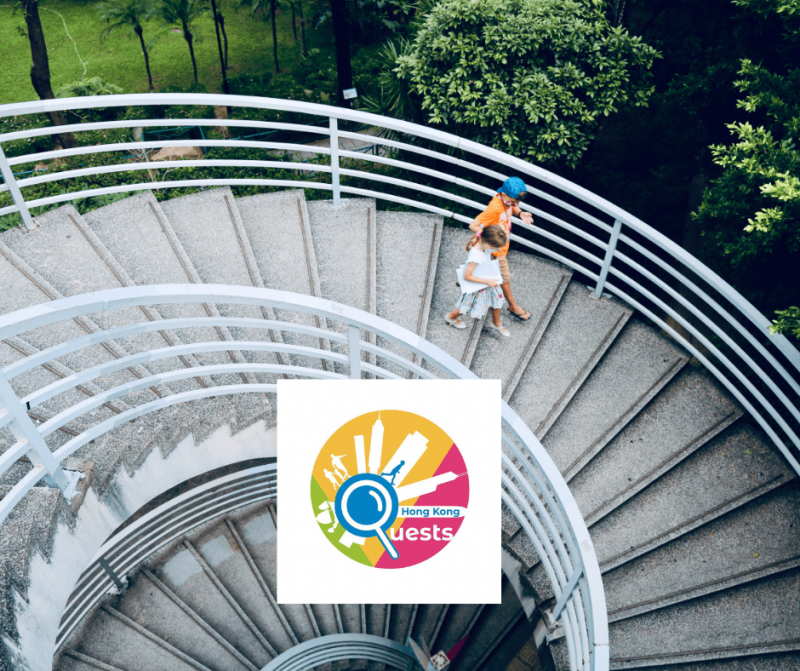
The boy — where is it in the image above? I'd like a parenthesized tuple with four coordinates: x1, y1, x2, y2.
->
(469, 176, 534, 321)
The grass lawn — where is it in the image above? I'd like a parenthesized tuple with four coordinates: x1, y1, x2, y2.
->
(0, 0, 343, 105)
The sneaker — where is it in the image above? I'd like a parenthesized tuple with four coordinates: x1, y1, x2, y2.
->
(486, 321, 511, 338)
(445, 315, 467, 330)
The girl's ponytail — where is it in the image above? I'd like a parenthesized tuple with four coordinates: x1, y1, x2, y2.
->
(465, 235, 481, 252)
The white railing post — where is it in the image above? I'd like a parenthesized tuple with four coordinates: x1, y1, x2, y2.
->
(0, 143, 36, 231)
(594, 219, 622, 299)
(348, 325, 361, 379)
(329, 117, 341, 206)
(0, 373, 70, 491)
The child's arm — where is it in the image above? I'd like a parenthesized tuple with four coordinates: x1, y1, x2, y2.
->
(463, 262, 499, 287)
(512, 205, 533, 225)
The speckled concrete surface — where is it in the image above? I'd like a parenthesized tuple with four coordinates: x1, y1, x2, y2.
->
(75, 606, 202, 671)
(570, 367, 742, 525)
(160, 188, 285, 384)
(0, 236, 152, 405)
(609, 568, 800, 667)
(306, 199, 377, 376)
(542, 320, 689, 477)
(1, 206, 197, 397)
(193, 524, 295, 653)
(236, 190, 329, 372)
(612, 652, 800, 670)
(603, 481, 800, 622)
(84, 191, 249, 391)
(470, 250, 571, 397)
(422, 227, 484, 377)
(508, 282, 632, 439)
(590, 423, 794, 572)
(375, 210, 442, 377)
(116, 569, 256, 670)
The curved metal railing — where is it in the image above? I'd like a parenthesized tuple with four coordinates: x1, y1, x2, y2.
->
(58, 463, 277, 650)
(262, 634, 420, 670)
(0, 94, 797, 479)
(0, 285, 608, 671)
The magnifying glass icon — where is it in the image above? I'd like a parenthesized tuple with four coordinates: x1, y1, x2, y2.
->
(334, 473, 400, 560)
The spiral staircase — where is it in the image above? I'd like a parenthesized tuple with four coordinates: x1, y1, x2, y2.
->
(0, 95, 799, 671)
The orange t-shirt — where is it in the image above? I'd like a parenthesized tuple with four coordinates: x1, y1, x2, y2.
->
(475, 195, 520, 259)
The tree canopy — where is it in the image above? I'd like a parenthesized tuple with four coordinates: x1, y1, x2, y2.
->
(694, 0, 800, 337)
(392, 0, 659, 168)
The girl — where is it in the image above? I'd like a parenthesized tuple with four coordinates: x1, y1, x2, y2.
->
(445, 225, 510, 337)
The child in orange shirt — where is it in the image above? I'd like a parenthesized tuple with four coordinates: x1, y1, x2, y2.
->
(469, 177, 534, 321)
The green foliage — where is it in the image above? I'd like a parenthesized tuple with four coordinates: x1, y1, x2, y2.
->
(770, 306, 800, 337)
(694, 21, 800, 336)
(55, 77, 124, 97)
(387, 0, 658, 168)
(96, 0, 156, 40)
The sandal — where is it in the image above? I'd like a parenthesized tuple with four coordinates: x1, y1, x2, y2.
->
(445, 315, 467, 330)
(486, 321, 511, 338)
(507, 308, 532, 321)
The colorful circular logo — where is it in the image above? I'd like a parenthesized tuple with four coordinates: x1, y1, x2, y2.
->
(310, 410, 469, 568)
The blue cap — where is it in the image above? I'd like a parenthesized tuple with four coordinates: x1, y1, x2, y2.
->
(498, 177, 527, 200)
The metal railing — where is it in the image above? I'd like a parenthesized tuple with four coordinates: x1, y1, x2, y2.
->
(0, 285, 608, 671)
(0, 94, 797, 478)
(57, 463, 277, 650)
(262, 634, 420, 670)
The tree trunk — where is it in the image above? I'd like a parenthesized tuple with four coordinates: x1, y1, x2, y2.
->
(291, 1, 297, 40)
(210, 0, 229, 93)
(271, 0, 280, 72)
(184, 25, 198, 83)
(218, 13, 229, 68)
(135, 26, 154, 90)
(297, 0, 306, 57)
(20, 0, 77, 148)
(330, 0, 352, 107)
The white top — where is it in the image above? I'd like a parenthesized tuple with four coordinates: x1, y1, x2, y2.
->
(457, 244, 503, 294)
(466, 245, 493, 265)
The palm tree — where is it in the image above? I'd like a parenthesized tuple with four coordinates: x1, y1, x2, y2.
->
(96, 0, 157, 90)
(158, 0, 208, 84)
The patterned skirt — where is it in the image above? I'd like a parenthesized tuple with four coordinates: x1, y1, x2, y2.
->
(454, 285, 505, 319)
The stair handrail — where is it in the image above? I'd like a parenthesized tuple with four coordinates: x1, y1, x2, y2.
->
(0, 284, 608, 671)
(1, 93, 797, 477)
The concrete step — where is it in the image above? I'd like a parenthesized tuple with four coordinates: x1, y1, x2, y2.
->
(469, 250, 571, 399)
(421, 228, 483, 377)
(59, 650, 127, 671)
(386, 604, 417, 644)
(0, 205, 197, 398)
(159, 188, 287, 384)
(83, 191, 268, 434)
(609, 652, 800, 671)
(603, 480, 800, 623)
(0, 337, 116, 442)
(236, 190, 329, 372)
(234, 506, 321, 646)
(608, 568, 800, 668)
(115, 569, 256, 671)
(450, 578, 525, 671)
(590, 422, 794, 573)
(570, 367, 742, 526)
(509, 283, 632, 439)
(192, 523, 295, 653)
(375, 211, 443, 378)
(507, 421, 795, 602)
(156, 544, 272, 667)
(305, 198, 377, 376)
(0, 233, 159, 409)
(75, 605, 207, 671)
(542, 320, 689, 479)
